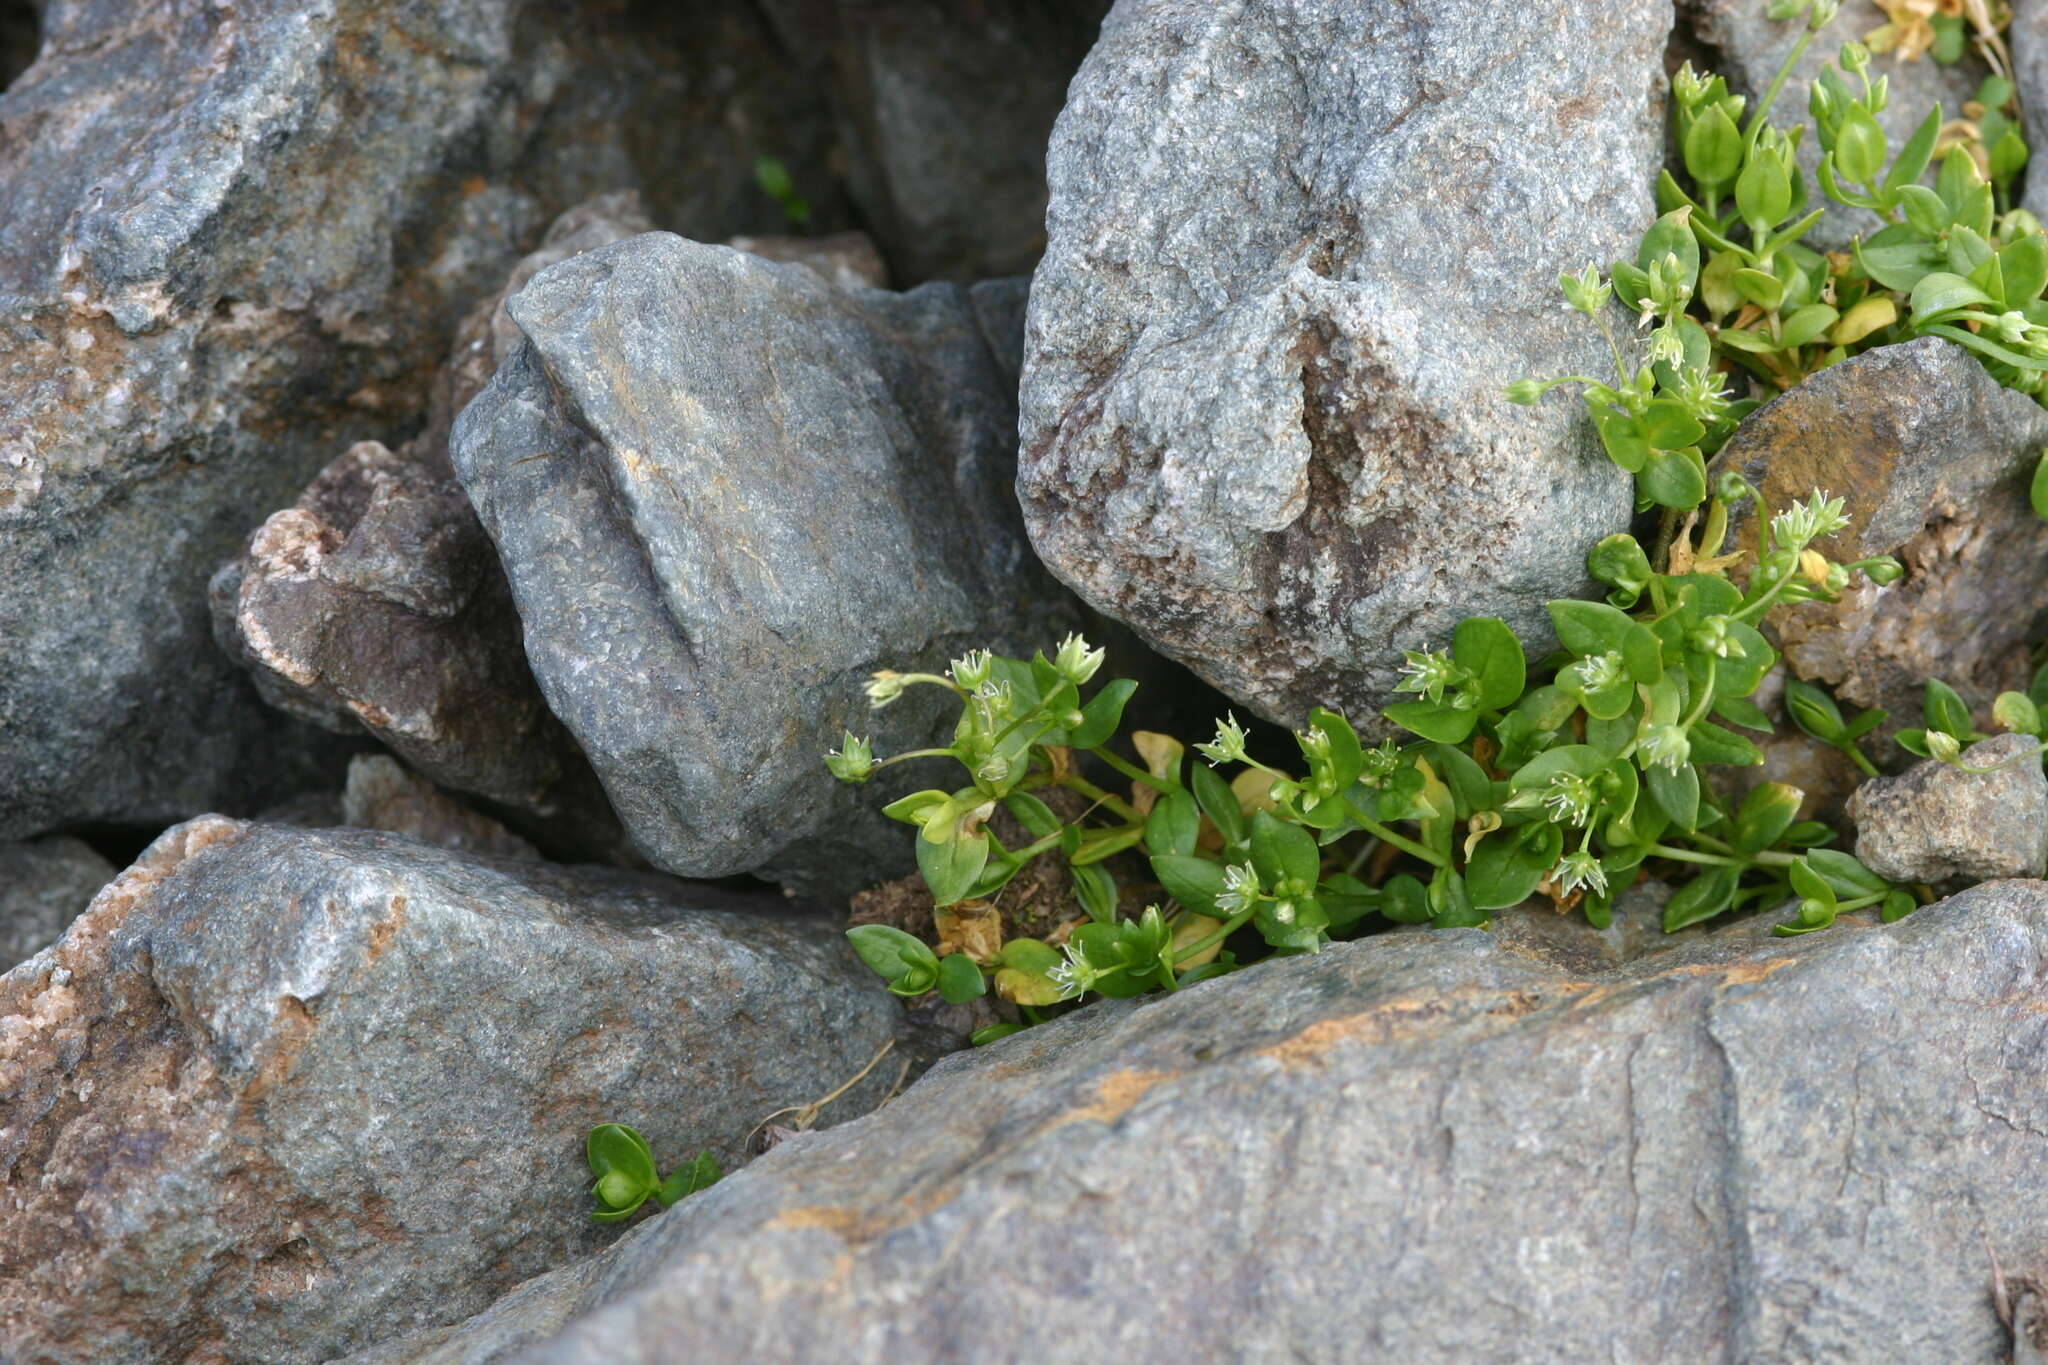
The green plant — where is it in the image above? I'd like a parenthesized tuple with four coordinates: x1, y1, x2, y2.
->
(1884, 663, 2048, 770)
(829, 501, 1916, 1024)
(753, 155, 811, 230)
(1511, 0, 2041, 521)
(584, 1124, 722, 1223)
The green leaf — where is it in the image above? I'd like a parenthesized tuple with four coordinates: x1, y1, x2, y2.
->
(1068, 679, 1137, 749)
(1153, 853, 1225, 917)
(971, 1022, 1026, 1046)
(1190, 762, 1246, 846)
(1382, 699, 1478, 744)
(1714, 696, 1774, 732)
(1662, 865, 1739, 931)
(1640, 399, 1706, 451)
(1685, 105, 1744, 185)
(2000, 233, 2048, 308)
(587, 1123, 658, 1195)
(846, 924, 941, 995)
(1915, 322, 2048, 373)
(1732, 267, 1787, 312)
(1144, 787, 1200, 858)
(1452, 617, 1526, 709)
(1788, 857, 1838, 910)
(1548, 600, 1635, 658)
(1995, 690, 2044, 737)
(1784, 678, 1845, 740)
(1804, 848, 1891, 897)
(880, 789, 952, 825)
(1002, 792, 1062, 839)
(1909, 271, 1995, 324)
(1856, 224, 1945, 292)
(657, 1151, 723, 1206)
(1884, 103, 1944, 193)
(2032, 450, 2048, 521)
(1733, 782, 1800, 854)
(1071, 862, 1118, 923)
(1432, 743, 1495, 818)
(1897, 183, 1953, 237)
(1991, 128, 2031, 188)
(1835, 107, 1886, 185)
(918, 827, 990, 907)
(1778, 303, 1839, 350)
(1880, 889, 1918, 923)
(1250, 810, 1321, 890)
(1593, 408, 1650, 473)
(1466, 824, 1564, 910)
(1736, 153, 1792, 231)
(1379, 874, 1431, 924)
(1645, 762, 1700, 831)
(1924, 678, 1974, 740)
(1637, 207, 1702, 289)
(935, 952, 988, 1004)
(1638, 446, 1709, 510)
(1688, 720, 1763, 767)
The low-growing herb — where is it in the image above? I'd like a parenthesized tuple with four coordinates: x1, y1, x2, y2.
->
(584, 1123, 722, 1223)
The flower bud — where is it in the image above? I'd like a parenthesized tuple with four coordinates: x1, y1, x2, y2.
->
(1926, 730, 1962, 764)
(825, 732, 876, 783)
(1052, 632, 1106, 685)
(949, 650, 995, 689)
(864, 671, 907, 708)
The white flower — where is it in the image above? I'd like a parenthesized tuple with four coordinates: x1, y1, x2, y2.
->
(1052, 633, 1106, 685)
(1541, 774, 1599, 828)
(1568, 650, 1626, 693)
(1552, 850, 1609, 898)
(1217, 862, 1262, 915)
(1639, 724, 1692, 773)
(949, 650, 994, 688)
(1771, 490, 1849, 548)
(1396, 648, 1463, 704)
(1197, 713, 1252, 766)
(1049, 940, 1105, 1000)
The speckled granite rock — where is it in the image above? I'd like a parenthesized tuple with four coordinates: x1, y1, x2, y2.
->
(452, 233, 1078, 893)
(1711, 338, 2048, 757)
(1850, 733, 2048, 883)
(1015, 0, 1661, 728)
(0, 818, 900, 1363)
(344, 880, 2048, 1365)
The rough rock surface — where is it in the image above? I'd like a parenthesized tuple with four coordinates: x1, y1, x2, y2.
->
(452, 232, 1078, 892)
(724, 230, 891, 290)
(1683, 0, 1991, 248)
(758, 0, 1110, 281)
(2021, 1, 2048, 222)
(1850, 734, 2048, 883)
(341, 755, 539, 861)
(0, 836, 114, 972)
(0, 819, 901, 1364)
(0, 0, 839, 841)
(348, 881, 2048, 1365)
(1016, 0, 1660, 728)
(1711, 338, 2048, 753)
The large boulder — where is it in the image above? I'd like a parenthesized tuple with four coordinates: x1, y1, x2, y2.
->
(1850, 734, 2048, 884)
(1015, 0, 1662, 728)
(451, 233, 1079, 893)
(0, 818, 901, 1364)
(0, 0, 837, 840)
(1710, 337, 2048, 753)
(345, 881, 2048, 1364)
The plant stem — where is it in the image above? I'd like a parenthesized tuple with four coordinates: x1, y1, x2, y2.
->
(1057, 773, 1143, 823)
(1172, 907, 1256, 964)
(1746, 25, 1818, 147)
(1341, 800, 1448, 868)
(1089, 744, 1174, 794)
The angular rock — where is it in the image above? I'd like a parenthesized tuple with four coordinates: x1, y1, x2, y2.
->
(0, 836, 113, 972)
(350, 882, 2048, 1365)
(1850, 733, 2048, 883)
(452, 233, 1078, 891)
(342, 754, 538, 861)
(0, 0, 839, 840)
(1017, 0, 1658, 728)
(758, 0, 1110, 281)
(1682, 0, 1991, 248)
(0, 818, 900, 1364)
(1711, 338, 2048, 752)
(2020, 2, 2048, 221)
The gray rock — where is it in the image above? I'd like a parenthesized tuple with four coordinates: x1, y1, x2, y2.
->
(0, 836, 113, 971)
(342, 754, 539, 861)
(0, 817, 901, 1364)
(0, 0, 841, 841)
(758, 0, 1110, 282)
(1850, 733, 2048, 883)
(724, 230, 892, 290)
(349, 881, 2048, 1365)
(2020, 1, 2048, 221)
(1682, 0, 1991, 248)
(1710, 338, 2048, 756)
(1016, 0, 1657, 729)
(452, 233, 1078, 892)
